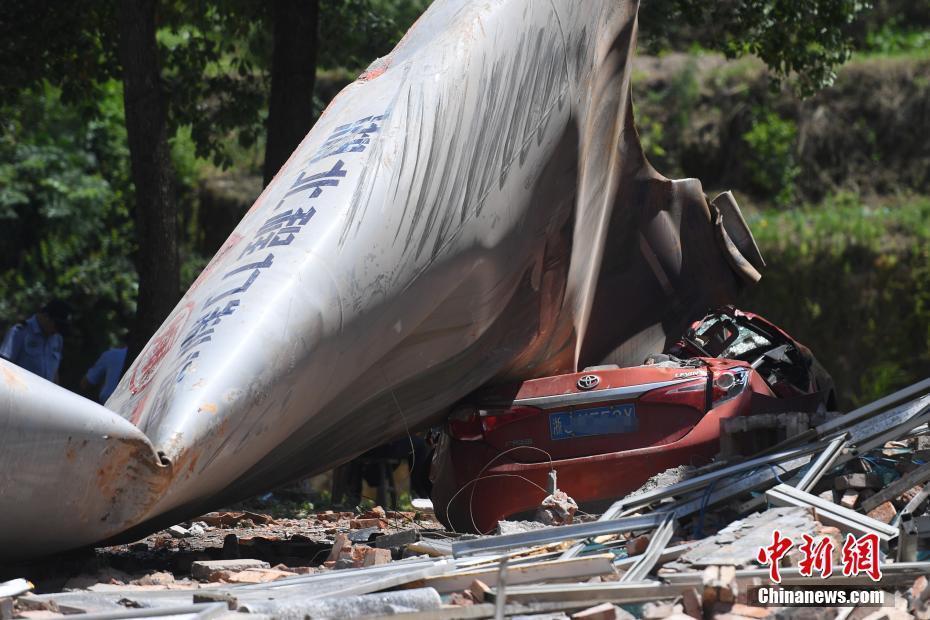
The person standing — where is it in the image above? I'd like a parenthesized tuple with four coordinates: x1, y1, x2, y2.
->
(81, 344, 129, 404)
(0, 300, 71, 383)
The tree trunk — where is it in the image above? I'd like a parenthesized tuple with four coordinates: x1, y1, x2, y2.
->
(118, 0, 180, 362)
(263, 0, 320, 187)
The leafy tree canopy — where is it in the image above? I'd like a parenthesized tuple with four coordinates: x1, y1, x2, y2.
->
(0, 82, 136, 385)
(639, 0, 869, 94)
(0, 0, 430, 169)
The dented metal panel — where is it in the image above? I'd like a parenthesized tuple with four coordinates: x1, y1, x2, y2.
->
(0, 0, 764, 558)
(0, 362, 166, 557)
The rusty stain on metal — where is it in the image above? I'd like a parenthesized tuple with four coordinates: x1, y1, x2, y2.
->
(1, 365, 27, 390)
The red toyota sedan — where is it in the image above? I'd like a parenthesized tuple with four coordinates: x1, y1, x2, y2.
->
(430, 307, 834, 533)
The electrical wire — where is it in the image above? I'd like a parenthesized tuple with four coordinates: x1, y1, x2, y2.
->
(467, 446, 555, 533)
(440, 446, 555, 533)
(380, 368, 418, 485)
(444, 472, 552, 534)
(388, 387, 418, 483)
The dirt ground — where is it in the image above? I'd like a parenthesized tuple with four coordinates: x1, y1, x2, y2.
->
(2, 502, 448, 594)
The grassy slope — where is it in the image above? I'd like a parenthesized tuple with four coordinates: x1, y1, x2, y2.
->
(742, 194, 930, 407)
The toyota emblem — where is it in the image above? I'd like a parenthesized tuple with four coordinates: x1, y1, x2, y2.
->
(577, 374, 600, 390)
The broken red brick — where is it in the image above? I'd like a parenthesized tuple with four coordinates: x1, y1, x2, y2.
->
(326, 533, 350, 563)
(362, 547, 392, 567)
(223, 568, 295, 584)
(362, 506, 387, 519)
(625, 534, 651, 557)
(866, 501, 897, 524)
(911, 575, 928, 600)
(349, 544, 370, 567)
(840, 489, 859, 509)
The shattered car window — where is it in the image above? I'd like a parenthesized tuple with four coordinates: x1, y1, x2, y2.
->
(722, 326, 773, 358)
(692, 316, 773, 360)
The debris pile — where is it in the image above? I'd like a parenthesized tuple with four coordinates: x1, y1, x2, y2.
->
(4, 380, 930, 618)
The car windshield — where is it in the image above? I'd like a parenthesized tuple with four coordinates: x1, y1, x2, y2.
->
(692, 315, 774, 360)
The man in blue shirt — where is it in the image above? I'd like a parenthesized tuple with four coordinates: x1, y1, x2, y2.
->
(0, 300, 71, 383)
(82, 345, 129, 404)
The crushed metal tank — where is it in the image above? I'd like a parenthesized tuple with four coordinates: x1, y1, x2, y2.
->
(0, 0, 764, 558)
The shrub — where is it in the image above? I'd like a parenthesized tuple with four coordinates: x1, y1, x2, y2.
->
(741, 108, 799, 206)
(743, 194, 930, 407)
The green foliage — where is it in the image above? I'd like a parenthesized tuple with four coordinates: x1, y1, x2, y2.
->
(319, 0, 432, 72)
(639, 0, 868, 95)
(743, 194, 930, 407)
(634, 52, 930, 204)
(155, 0, 433, 167)
(859, 24, 930, 58)
(157, 2, 271, 168)
(0, 78, 219, 387)
(849, 0, 930, 57)
(0, 82, 136, 386)
(741, 108, 799, 206)
(0, 0, 120, 107)
(635, 108, 667, 162)
(633, 58, 701, 175)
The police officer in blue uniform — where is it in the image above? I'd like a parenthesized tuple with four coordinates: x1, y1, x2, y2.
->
(82, 343, 128, 403)
(0, 300, 71, 383)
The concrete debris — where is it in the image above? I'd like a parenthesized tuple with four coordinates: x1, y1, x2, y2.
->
(666, 507, 818, 571)
(239, 587, 443, 618)
(411, 498, 434, 512)
(347, 526, 380, 543)
(133, 571, 175, 586)
(374, 529, 420, 550)
(536, 490, 579, 526)
(498, 520, 551, 536)
(628, 466, 696, 498)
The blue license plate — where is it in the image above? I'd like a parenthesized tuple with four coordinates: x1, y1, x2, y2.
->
(549, 404, 638, 441)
